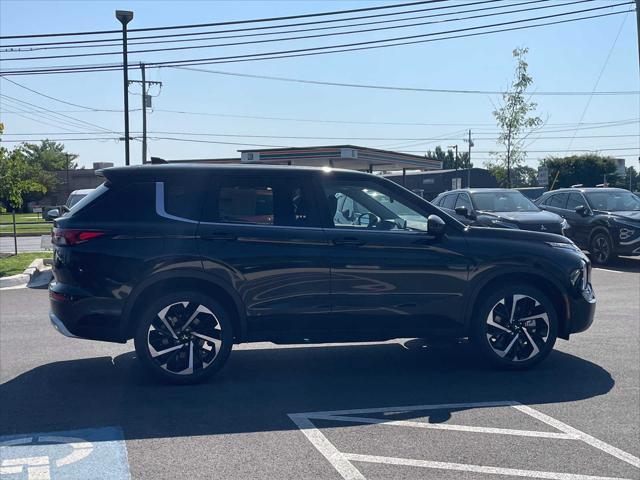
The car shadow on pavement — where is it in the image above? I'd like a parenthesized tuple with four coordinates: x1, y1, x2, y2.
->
(0, 340, 614, 441)
(592, 256, 640, 273)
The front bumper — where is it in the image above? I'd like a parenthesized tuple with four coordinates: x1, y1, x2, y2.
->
(567, 283, 596, 335)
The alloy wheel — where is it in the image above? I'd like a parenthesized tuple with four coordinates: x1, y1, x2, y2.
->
(592, 235, 610, 264)
(485, 294, 550, 362)
(147, 301, 222, 375)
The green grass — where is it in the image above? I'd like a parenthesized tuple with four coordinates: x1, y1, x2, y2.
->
(0, 213, 52, 235)
(0, 252, 52, 278)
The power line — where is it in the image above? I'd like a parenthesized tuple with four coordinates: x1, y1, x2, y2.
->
(1, 8, 632, 77)
(0, 0, 447, 40)
(0, 0, 510, 48)
(2, 0, 592, 62)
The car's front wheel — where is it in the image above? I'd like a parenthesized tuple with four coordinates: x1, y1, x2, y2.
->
(471, 285, 557, 369)
(134, 291, 233, 384)
(590, 232, 615, 265)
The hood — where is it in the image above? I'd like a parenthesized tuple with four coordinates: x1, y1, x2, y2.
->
(599, 210, 640, 223)
(465, 225, 569, 243)
(478, 210, 562, 225)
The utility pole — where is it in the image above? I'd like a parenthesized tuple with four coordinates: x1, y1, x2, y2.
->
(465, 129, 474, 188)
(129, 64, 162, 164)
(65, 153, 70, 198)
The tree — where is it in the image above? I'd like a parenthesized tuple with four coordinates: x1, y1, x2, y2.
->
(487, 164, 538, 188)
(0, 148, 47, 211)
(541, 154, 619, 189)
(490, 47, 543, 188)
(22, 139, 78, 171)
(426, 146, 472, 170)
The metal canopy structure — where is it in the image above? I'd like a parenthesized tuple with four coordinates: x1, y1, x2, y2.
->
(238, 145, 441, 172)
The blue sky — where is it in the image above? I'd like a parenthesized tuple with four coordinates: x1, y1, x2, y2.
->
(1, 0, 638, 170)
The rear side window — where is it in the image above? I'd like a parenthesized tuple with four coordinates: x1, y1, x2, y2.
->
(64, 184, 109, 217)
(548, 193, 569, 209)
(77, 182, 155, 222)
(206, 177, 319, 227)
(164, 181, 204, 221)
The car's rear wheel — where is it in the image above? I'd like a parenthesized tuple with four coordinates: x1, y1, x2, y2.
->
(471, 285, 557, 369)
(134, 291, 233, 384)
(590, 232, 615, 265)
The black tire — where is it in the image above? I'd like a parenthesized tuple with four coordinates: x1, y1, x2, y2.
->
(590, 232, 616, 265)
(471, 284, 557, 369)
(134, 291, 234, 384)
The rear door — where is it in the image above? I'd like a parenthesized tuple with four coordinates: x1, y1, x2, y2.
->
(198, 173, 330, 335)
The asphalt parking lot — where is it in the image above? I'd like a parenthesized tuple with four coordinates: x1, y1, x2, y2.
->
(1, 259, 638, 479)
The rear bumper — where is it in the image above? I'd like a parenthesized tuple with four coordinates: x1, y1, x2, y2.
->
(567, 283, 596, 335)
(49, 281, 127, 343)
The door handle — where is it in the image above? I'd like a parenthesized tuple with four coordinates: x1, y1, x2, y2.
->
(333, 237, 366, 246)
(201, 233, 237, 241)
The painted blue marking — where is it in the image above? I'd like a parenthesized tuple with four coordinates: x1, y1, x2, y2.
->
(0, 426, 130, 480)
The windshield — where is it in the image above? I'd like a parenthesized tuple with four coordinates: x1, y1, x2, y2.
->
(585, 191, 640, 212)
(471, 191, 539, 212)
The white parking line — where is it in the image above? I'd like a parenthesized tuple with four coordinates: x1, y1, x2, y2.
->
(289, 401, 640, 480)
(593, 268, 626, 274)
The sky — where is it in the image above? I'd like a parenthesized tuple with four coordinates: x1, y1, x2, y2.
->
(0, 0, 638, 170)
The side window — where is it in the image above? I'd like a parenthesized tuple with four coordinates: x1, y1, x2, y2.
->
(322, 179, 428, 232)
(566, 193, 585, 211)
(548, 193, 569, 209)
(213, 177, 318, 227)
(455, 194, 472, 210)
(164, 180, 205, 221)
(441, 194, 456, 210)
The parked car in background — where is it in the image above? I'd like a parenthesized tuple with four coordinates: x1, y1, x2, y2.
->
(49, 164, 595, 383)
(45, 188, 95, 220)
(535, 187, 640, 264)
(433, 188, 569, 235)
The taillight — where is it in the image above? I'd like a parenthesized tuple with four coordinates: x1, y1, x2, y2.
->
(52, 228, 105, 246)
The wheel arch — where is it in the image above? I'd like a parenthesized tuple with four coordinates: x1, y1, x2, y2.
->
(121, 269, 246, 342)
(465, 269, 570, 340)
(588, 225, 613, 247)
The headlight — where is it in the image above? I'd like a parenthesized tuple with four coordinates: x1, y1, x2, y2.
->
(490, 219, 519, 229)
(570, 261, 589, 291)
(561, 218, 570, 230)
(546, 241, 582, 253)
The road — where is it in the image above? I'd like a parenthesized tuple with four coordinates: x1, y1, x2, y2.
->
(0, 235, 49, 254)
(0, 260, 638, 480)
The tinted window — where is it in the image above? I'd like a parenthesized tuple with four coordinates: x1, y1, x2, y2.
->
(213, 177, 318, 227)
(323, 179, 428, 232)
(76, 182, 156, 221)
(65, 184, 107, 217)
(441, 194, 456, 209)
(548, 193, 569, 209)
(455, 193, 472, 210)
(566, 193, 585, 211)
(164, 181, 204, 221)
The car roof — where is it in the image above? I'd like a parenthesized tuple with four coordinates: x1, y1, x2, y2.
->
(99, 163, 376, 183)
(439, 188, 517, 195)
(69, 189, 94, 195)
(542, 187, 629, 194)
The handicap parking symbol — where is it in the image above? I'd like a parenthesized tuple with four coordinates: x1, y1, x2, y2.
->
(0, 427, 130, 480)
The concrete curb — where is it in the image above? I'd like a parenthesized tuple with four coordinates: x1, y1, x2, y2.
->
(0, 258, 51, 289)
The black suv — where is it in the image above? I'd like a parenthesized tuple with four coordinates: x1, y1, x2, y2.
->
(433, 188, 568, 235)
(536, 187, 640, 264)
(49, 165, 596, 383)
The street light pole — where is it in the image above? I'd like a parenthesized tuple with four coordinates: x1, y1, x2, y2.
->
(116, 10, 133, 166)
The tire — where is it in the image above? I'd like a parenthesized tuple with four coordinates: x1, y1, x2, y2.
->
(590, 232, 616, 265)
(134, 291, 234, 384)
(471, 284, 557, 369)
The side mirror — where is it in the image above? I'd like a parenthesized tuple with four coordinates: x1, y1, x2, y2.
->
(47, 208, 60, 219)
(356, 212, 380, 228)
(574, 205, 589, 216)
(427, 214, 446, 237)
(455, 206, 469, 217)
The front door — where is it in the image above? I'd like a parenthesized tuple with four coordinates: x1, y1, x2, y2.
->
(198, 174, 330, 336)
(319, 176, 470, 337)
(563, 192, 592, 247)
